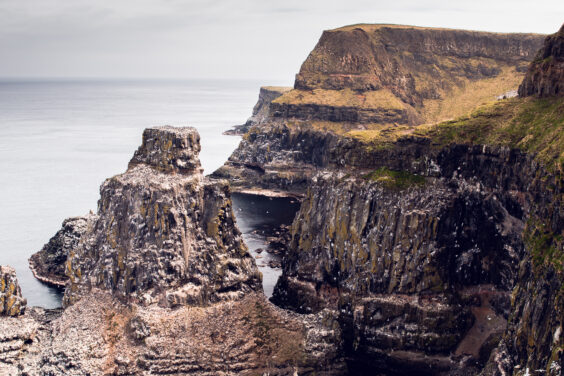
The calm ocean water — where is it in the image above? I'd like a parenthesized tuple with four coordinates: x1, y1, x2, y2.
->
(0, 79, 289, 308)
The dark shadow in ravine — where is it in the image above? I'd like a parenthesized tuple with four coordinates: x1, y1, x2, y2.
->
(231, 192, 300, 297)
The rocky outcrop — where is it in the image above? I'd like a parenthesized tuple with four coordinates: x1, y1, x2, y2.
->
(7, 126, 348, 375)
(519, 24, 564, 97)
(29, 214, 97, 287)
(64, 126, 262, 307)
(271, 149, 530, 373)
(0, 266, 27, 317)
(296, 25, 542, 103)
(224, 86, 292, 135)
(215, 25, 545, 196)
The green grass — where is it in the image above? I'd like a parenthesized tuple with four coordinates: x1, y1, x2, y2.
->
(363, 167, 426, 190)
(415, 96, 564, 172)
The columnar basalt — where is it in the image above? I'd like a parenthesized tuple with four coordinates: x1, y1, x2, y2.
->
(64, 126, 262, 307)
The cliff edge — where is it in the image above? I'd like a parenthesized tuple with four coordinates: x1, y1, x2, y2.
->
(519, 24, 564, 97)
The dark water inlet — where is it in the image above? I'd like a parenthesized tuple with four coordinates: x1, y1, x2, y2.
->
(231, 192, 300, 297)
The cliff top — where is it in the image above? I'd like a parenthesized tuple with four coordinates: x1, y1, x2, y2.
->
(261, 86, 292, 93)
(270, 23, 545, 131)
(331, 23, 545, 36)
(128, 126, 202, 174)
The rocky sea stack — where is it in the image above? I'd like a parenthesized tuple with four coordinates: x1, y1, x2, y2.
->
(3, 126, 343, 375)
(2, 22, 564, 376)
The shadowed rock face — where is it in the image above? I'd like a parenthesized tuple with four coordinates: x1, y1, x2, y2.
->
(0, 266, 27, 317)
(519, 24, 564, 97)
(63, 126, 262, 307)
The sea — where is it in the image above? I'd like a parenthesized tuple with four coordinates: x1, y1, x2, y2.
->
(0, 79, 297, 308)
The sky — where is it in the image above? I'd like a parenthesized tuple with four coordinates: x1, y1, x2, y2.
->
(0, 0, 563, 83)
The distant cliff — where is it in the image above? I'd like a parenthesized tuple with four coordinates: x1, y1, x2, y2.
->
(214, 24, 545, 196)
(224, 86, 291, 135)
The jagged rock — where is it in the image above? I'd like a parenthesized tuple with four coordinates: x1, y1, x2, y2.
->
(519, 23, 564, 97)
(0, 266, 27, 317)
(29, 214, 97, 287)
(64, 126, 262, 307)
(13, 125, 346, 375)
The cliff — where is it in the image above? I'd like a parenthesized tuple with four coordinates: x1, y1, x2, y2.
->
(6, 126, 346, 375)
(269, 23, 564, 373)
(519, 24, 564, 97)
(280, 24, 543, 126)
(214, 25, 545, 196)
(63, 126, 262, 307)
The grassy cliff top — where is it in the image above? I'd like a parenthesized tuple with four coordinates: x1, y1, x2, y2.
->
(272, 88, 406, 110)
(332, 23, 545, 36)
(272, 23, 545, 130)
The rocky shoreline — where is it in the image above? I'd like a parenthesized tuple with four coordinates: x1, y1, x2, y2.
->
(1, 23, 563, 376)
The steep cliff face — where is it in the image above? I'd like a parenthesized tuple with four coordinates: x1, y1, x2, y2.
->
(64, 126, 262, 307)
(6, 126, 347, 375)
(271, 104, 564, 375)
(283, 24, 543, 125)
(215, 25, 545, 196)
(519, 24, 564, 97)
(272, 145, 533, 373)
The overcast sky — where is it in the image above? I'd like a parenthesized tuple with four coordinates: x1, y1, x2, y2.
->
(1, 0, 563, 83)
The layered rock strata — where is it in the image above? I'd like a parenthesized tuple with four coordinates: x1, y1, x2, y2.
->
(214, 25, 545, 196)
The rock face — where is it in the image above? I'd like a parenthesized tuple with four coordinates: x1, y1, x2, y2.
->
(296, 25, 542, 101)
(224, 86, 292, 135)
(272, 145, 532, 373)
(519, 23, 564, 97)
(64, 126, 262, 307)
(0, 266, 27, 317)
(7, 125, 347, 375)
(29, 214, 97, 287)
(214, 25, 544, 196)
